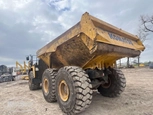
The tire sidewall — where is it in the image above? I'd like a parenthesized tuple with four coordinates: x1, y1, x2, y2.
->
(29, 71, 33, 88)
(56, 68, 76, 113)
(42, 71, 50, 96)
(42, 69, 57, 102)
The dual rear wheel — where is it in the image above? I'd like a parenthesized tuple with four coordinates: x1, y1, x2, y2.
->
(42, 66, 93, 114)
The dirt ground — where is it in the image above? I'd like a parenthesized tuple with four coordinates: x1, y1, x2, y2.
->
(0, 68, 153, 115)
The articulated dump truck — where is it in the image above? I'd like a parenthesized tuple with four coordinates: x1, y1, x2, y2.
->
(27, 12, 145, 114)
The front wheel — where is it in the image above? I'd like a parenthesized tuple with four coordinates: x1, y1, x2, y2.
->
(56, 66, 93, 115)
(98, 69, 126, 97)
(42, 68, 57, 103)
(29, 71, 40, 90)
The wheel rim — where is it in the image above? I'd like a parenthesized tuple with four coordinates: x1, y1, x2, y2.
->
(59, 80, 69, 102)
(43, 78, 49, 93)
(102, 77, 111, 88)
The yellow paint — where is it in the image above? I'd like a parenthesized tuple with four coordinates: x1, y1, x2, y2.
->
(39, 53, 51, 68)
(43, 78, 49, 93)
(35, 12, 145, 69)
(83, 53, 124, 69)
(59, 80, 69, 102)
(31, 66, 36, 78)
(16, 61, 29, 74)
(22, 75, 29, 80)
(139, 64, 145, 67)
(16, 61, 24, 72)
(80, 12, 96, 40)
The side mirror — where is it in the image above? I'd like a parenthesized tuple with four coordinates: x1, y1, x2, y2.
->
(26, 56, 29, 61)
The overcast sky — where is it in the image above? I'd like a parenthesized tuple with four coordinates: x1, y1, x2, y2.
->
(0, 0, 153, 67)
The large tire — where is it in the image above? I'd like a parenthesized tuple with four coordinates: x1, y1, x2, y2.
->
(29, 71, 40, 90)
(56, 66, 93, 115)
(98, 69, 126, 97)
(42, 68, 57, 103)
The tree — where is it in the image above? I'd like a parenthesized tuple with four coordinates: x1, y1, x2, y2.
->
(137, 25, 148, 67)
(141, 15, 153, 33)
(127, 15, 152, 68)
(136, 14, 153, 67)
(138, 26, 148, 42)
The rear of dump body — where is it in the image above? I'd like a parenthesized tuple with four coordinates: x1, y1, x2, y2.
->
(37, 12, 145, 69)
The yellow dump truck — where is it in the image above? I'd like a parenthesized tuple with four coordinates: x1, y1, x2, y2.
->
(27, 12, 145, 114)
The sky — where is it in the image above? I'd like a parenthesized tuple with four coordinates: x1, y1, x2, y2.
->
(0, 0, 153, 67)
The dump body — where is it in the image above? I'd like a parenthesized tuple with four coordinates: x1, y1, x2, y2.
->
(37, 12, 145, 69)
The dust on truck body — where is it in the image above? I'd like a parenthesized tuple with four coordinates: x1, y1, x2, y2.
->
(28, 12, 145, 114)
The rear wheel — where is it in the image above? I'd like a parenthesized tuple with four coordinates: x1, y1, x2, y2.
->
(29, 71, 40, 90)
(42, 68, 57, 103)
(98, 69, 126, 97)
(56, 66, 93, 115)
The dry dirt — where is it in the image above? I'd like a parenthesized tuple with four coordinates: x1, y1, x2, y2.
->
(0, 68, 153, 115)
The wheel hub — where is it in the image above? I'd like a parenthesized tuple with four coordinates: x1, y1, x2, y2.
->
(102, 77, 111, 88)
(43, 78, 49, 93)
(59, 80, 69, 102)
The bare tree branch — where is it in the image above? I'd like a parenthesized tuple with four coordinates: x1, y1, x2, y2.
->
(137, 25, 148, 42)
(141, 15, 153, 32)
(137, 15, 151, 67)
(144, 23, 153, 32)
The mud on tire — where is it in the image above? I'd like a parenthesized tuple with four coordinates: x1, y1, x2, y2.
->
(42, 68, 57, 103)
(98, 69, 126, 97)
(56, 66, 93, 115)
(29, 71, 40, 90)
